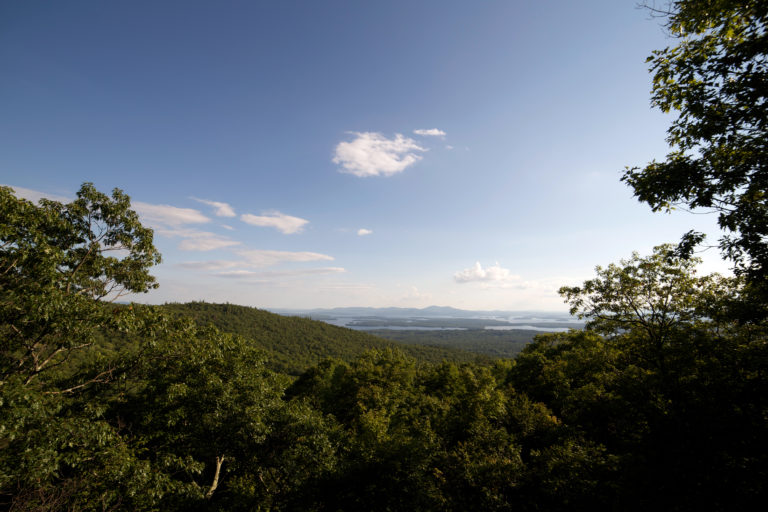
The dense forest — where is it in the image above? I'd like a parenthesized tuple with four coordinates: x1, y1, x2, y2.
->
(161, 302, 487, 373)
(2, 1, 768, 510)
(366, 328, 535, 359)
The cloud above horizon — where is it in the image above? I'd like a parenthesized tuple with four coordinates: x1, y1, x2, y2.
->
(2, 184, 71, 203)
(179, 249, 335, 273)
(400, 286, 432, 303)
(156, 228, 241, 251)
(333, 132, 426, 177)
(129, 202, 247, 252)
(237, 249, 333, 267)
(191, 197, 236, 217)
(2, 186, 212, 228)
(133, 202, 210, 227)
(241, 211, 309, 234)
(454, 262, 520, 284)
(215, 267, 346, 279)
(357, 228, 373, 236)
(413, 128, 446, 137)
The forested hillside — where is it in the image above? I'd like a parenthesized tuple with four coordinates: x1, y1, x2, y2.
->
(161, 302, 484, 374)
(367, 328, 535, 358)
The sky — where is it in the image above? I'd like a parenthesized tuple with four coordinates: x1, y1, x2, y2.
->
(0, 0, 730, 311)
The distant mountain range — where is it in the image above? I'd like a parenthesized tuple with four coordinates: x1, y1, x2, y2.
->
(270, 305, 573, 320)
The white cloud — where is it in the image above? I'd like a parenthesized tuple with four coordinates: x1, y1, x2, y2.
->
(4, 186, 244, 253)
(414, 128, 446, 137)
(2, 184, 71, 203)
(191, 197, 236, 217)
(215, 267, 346, 278)
(156, 228, 240, 252)
(400, 286, 432, 302)
(4, 186, 245, 253)
(0, 194, 212, 229)
(178, 260, 241, 271)
(7, 189, 211, 230)
(177, 238, 239, 251)
(445, 145, 454, 150)
(180, 249, 334, 271)
(357, 228, 373, 236)
(133, 202, 210, 227)
(131, 202, 250, 252)
(454, 262, 520, 284)
(333, 132, 426, 177)
(241, 211, 309, 234)
(177, 235, 240, 251)
(237, 249, 334, 267)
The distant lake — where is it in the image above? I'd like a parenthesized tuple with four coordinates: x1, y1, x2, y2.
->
(325, 319, 466, 331)
(347, 326, 467, 331)
(485, 325, 572, 332)
(322, 316, 579, 333)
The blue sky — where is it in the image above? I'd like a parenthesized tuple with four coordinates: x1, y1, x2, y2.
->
(1, 1, 728, 310)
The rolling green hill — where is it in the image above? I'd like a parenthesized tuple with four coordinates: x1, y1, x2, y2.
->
(367, 328, 541, 358)
(161, 302, 485, 374)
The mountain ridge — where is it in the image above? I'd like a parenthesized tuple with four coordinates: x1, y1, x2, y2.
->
(271, 305, 572, 319)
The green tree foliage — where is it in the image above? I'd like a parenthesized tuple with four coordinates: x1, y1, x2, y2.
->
(0, 185, 170, 510)
(368, 327, 533, 359)
(559, 246, 735, 370)
(510, 246, 768, 510)
(115, 321, 343, 511)
(622, 1, 768, 286)
(287, 350, 609, 511)
(0, 183, 160, 390)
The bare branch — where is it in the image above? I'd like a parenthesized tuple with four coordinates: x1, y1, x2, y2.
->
(205, 455, 225, 499)
(44, 367, 117, 395)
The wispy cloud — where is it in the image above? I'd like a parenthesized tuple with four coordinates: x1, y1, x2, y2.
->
(237, 249, 334, 267)
(454, 262, 520, 284)
(178, 260, 241, 271)
(333, 132, 426, 177)
(357, 228, 373, 236)
(133, 202, 210, 227)
(191, 197, 236, 217)
(179, 249, 335, 274)
(414, 128, 446, 137)
(400, 286, 432, 302)
(130, 202, 247, 252)
(177, 238, 239, 251)
(5, 190, 212, 228)
(241, 211, 309, 234)
(153, 227, 240, 252)
(215, 267, 346, 278)
(2, 184, 71, 203)
(3, 186, 242, 253)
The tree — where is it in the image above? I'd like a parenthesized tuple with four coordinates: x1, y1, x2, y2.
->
(622, 1, 768, 289)
(551, 246, 768, 510)
(0, 183, 161, 389)
(0, 184, 168, 510)
(121, 323, 294, 508)
(0, 183, 348, 510)
(559, 245, 733, 348)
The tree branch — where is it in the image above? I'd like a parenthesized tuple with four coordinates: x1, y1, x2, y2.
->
(44, 367, 116, 395)
(205, 455, 225, 499)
